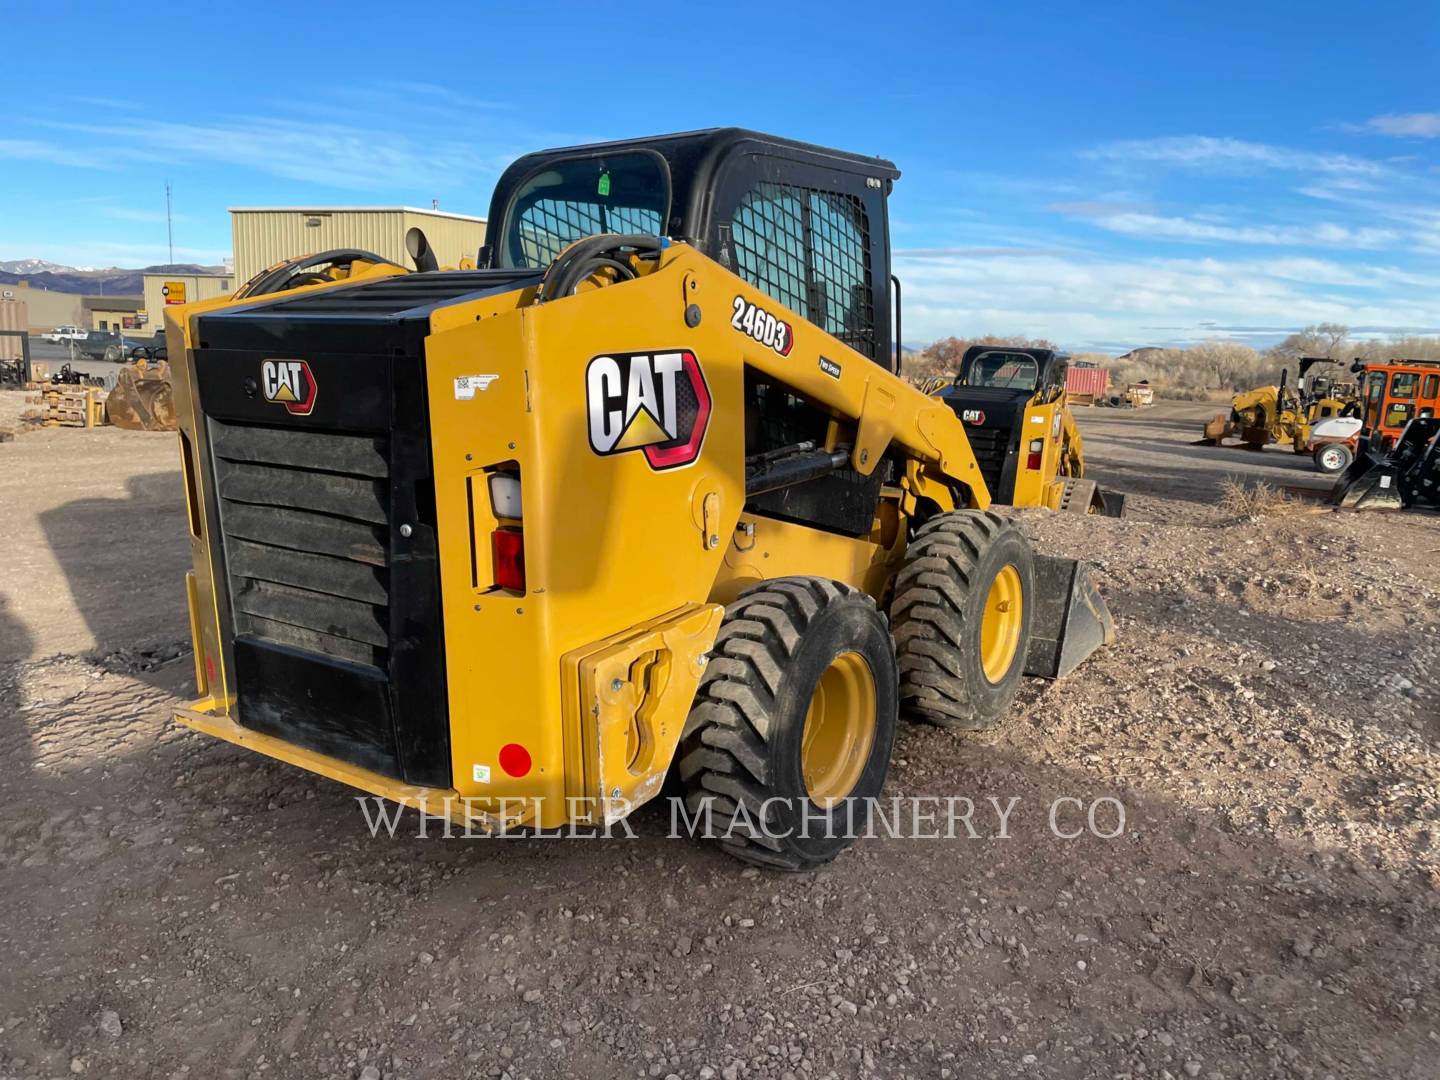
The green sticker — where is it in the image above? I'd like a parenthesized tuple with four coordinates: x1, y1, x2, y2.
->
(598, 172, 611, 197)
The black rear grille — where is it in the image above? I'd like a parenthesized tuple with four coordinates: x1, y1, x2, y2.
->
(229, 269, 543, 319)
(964, 426, 1011, 501)
(211, 419, 390, 670)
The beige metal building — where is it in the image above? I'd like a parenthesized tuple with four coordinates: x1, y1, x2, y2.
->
(229, 207, 487, 285)
(83, 296, 145, 332)
(1, 284, 83, 331)
(142, 272, 234, 333)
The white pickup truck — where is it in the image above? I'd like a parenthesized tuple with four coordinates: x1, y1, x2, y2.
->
(40, 325, 88, 344)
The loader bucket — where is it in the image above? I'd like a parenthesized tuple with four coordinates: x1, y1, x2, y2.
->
(1197, 414, 1230, 445)
(1056, 478, 1127, 518)
(106, 363, 177, 432)
(1329, 449, 1403, 510)
(1023, 555, 1115, 679)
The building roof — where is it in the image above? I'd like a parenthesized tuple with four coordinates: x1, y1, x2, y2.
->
(227, 206, 486, 223)
(141, 271, 233, 280)
(81, 295, 143, 312)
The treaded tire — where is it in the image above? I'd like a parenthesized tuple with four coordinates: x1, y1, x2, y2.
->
(678, 576, 898, 871)
(891, 510, 1034, 730)
(1314, 443, 1353, 475)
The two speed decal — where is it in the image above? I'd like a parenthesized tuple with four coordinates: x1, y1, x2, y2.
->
(731, 296, 793, 356)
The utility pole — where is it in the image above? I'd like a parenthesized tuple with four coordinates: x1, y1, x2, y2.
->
(165, 181, 174, 266)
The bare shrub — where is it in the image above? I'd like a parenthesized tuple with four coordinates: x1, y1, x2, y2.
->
(904, 323, 1440, 398)
(1216, 477, 1303, 521)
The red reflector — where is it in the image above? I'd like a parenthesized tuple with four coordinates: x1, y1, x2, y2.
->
(492, 528, 525, 591)
(204, 654, 216, 685)
(1026, 451, 1042, 470)
(498, 743, 532, 777)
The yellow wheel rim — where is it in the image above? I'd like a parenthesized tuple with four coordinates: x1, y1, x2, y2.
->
(800, 652, 877, 807)
(980, 565, 1024, 683)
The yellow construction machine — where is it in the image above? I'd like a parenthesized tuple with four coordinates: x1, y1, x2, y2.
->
(935, 346, 1124, 516)
(1200, 357, 1356, 451)
(165, 129, 1114, 870)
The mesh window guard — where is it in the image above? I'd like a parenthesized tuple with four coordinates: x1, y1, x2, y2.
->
(731, 183, 875, 358)
(515, 199, 663, 268)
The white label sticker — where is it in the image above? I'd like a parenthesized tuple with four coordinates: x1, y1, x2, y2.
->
(472, 763, 492, 784)
(455, 374, 499, 400)
(1380, 476, 1392, 488)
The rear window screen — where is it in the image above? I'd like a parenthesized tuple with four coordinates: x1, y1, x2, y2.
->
(499, 152, 669, 269)
(962, 351, 1039, 391)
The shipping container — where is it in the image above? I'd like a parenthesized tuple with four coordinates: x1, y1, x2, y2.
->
(1066, 365, 1110, 403)
(0, 296, 28, 363)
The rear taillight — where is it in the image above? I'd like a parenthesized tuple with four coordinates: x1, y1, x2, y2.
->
(492, 528, 525, 592)
(1025, 438, 1044, 471)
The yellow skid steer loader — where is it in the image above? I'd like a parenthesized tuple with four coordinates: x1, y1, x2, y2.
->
(166, 129, 1114, 869)
(935, 346, 1124, 517)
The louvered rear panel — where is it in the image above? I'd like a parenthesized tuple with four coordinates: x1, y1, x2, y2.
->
(963, 426, 1011, 502)
(211, 419, 390, 670)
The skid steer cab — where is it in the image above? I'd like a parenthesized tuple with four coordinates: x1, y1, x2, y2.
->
(937, 346, 1124, 517)
(167, 128, 1115, 870)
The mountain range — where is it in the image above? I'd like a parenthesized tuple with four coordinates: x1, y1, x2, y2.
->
(0, 260, 230, 296)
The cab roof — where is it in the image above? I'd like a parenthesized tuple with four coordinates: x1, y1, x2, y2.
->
(482, 127, 901, 264)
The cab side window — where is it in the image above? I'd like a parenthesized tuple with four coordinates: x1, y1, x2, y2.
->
(730, 182, 876, 360)
(731, 184, 809, 321)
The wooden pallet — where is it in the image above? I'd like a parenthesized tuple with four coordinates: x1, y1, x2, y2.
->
(25, 385, 107, 428)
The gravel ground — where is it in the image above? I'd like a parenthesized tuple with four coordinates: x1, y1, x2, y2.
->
(0, 399, 1436, 1080)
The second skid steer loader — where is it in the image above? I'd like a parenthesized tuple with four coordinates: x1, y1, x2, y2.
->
(166, 129, 1115, 870)
(935, 346, 1125, 517)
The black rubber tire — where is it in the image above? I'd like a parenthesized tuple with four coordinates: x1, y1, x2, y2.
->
(1314, 443, 1353, 474)
(891, 510, 1035, 730)
(678, 577, 898, 871)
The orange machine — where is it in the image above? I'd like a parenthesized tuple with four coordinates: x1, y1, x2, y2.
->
(1354, 358, 1440, 452)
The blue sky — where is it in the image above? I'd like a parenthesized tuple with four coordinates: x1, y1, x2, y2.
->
(2, 1, 1437, 352)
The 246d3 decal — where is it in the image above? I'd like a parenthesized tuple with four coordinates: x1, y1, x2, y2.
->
(586, 350, 712, 470)
(731, 296, 793, 356)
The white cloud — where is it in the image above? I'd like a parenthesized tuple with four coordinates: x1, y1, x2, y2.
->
(0, 139, 108, 169)
(1087, 135, 1386, 177)
(1084, 212, 1399, 249)
(36, 110, 520, 192)
(100, 207, 190, 224)
(1364, 113, 1440, 138)
(894, 246, 1065, 259)
(892, 249, 1438, 351)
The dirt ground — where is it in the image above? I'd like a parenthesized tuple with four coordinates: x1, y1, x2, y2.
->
(0, 399, 1436, 1080)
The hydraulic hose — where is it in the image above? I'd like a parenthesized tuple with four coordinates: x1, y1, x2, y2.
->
(235, 249, 401, 299)
(538, 234, 664, 302)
